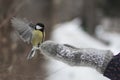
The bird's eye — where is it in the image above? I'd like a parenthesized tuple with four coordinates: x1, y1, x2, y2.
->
(36, 25, 42, 29)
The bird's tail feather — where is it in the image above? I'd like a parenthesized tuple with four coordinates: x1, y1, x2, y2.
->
(27, 47, 36, 59)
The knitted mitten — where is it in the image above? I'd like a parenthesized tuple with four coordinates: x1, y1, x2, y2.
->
(40, 41, 113, 73)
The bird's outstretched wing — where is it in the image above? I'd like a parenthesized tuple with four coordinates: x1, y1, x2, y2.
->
(11, 17, 33, 43)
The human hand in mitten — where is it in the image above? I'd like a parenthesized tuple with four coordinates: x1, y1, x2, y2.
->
(40, 41, 113, 74)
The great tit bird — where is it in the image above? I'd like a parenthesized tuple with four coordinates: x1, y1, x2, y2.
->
(11, 17, 45, 59)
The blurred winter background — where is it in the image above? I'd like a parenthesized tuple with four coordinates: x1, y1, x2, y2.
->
(0, 0, 120, 80)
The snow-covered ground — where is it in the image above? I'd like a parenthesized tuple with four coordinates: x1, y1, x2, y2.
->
(46, 18, 120, 80)
(96, 25, 120, 55)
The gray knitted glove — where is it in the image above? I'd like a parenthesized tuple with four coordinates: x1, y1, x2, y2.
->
(40, 41, 114, 73)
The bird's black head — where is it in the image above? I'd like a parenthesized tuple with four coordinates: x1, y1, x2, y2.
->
(35, 23, 45, 31)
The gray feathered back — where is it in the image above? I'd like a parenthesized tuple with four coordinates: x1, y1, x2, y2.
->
(11, 17, 33, 43)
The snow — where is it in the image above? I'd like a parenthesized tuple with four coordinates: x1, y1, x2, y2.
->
(51, 19, 108, 49)
(96, 25, 120, 55)
(45, 18, 120, 80)
(46, 60, 108, 80)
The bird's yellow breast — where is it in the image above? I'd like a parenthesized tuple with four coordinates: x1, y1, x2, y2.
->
(32, 30, 43, 46)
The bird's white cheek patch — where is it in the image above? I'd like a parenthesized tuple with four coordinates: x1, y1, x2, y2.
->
(36, 25, 42, 29)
